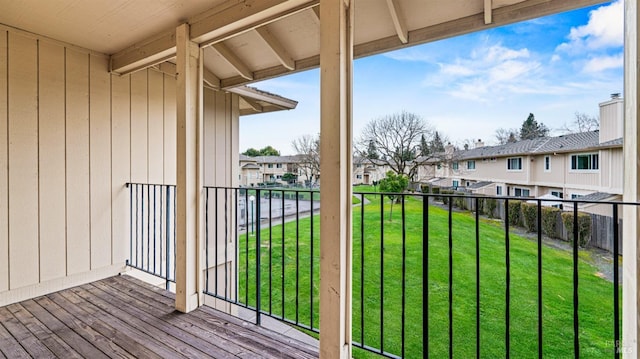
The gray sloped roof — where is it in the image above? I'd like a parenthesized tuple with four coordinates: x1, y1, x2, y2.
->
(578, 192, 619, 202)
(456, 131, 621, 160)
(467, 181, 493, 189)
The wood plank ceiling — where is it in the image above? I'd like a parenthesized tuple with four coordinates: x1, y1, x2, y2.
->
(0, 0, 608, 92)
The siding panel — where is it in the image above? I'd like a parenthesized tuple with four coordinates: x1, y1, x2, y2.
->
(111, 74, 131, 265)
(0, 30, 8, 291)
(163, 74, 176, 185)
(8, 32, 39, 288)
(148, 70, 164, 184)
(89, 54, 112, 269)
(65, 48, 90, 275)
(130, 70, 148, 183)
(38, 41, 67, 281)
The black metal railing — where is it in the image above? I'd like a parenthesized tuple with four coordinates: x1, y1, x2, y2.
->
(126, 183, 176, 290)
(202, 186, 320, 332)
(134, 184, 629, 358)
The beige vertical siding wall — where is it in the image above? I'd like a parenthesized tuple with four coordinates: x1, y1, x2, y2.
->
(0, 27, 180, 304)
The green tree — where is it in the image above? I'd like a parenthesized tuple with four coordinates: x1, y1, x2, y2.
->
(420, 134, 430, 156)
(366, 140, 380, 159)
(378, 171, 409, 220)
(520, 113, 549, 140)
(241, 146, 281, 157)
(282, 172, 297, 184)
(430, 131, 445, 153)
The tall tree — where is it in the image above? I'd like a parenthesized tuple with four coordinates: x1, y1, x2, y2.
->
(520, 113, 549, 140)
(562, 112, 599, 133)
(495, 128, 520, 144)
(291, 134, 320, 186)
(366, 140, 380, 159)
(420, 134, 430, 156)
(357, 111, 439, 180)
(430, 131, 445, 153)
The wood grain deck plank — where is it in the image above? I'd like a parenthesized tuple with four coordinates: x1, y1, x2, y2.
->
(6, 303, 84, 359)
(33, 296, 134, 359)
(50, 290, 180, 359)
(74, 283, 234, 359)
(0, 316, 30, 358)
(0, 306, 55, 358)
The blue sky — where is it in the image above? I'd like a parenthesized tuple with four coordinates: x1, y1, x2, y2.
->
(240, 0, 623, 155)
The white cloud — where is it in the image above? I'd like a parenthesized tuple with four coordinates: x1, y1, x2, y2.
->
(556, 0, 623, 54)
(583, 53, 624, 73)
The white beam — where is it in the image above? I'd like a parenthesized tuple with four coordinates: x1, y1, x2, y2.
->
(623, 1, 640, 357)
(211, 42, 254, 81)
(255, 27, 296, 70)
(319, 0, 353, 358)
(385, 0, 408, 44)
(192, 0, 318, 46)
(203, 69, 221, 90)
(484, 0, 493, 25)
(175, 23, 203, 313)
(240, 96, 263, 112)
(110, 30, 176, 74)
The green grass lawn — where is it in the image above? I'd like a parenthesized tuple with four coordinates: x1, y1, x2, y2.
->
(236, 190, 619, 358)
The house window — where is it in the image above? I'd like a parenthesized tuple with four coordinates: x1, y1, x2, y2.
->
(276, 164, 283, 168)
(490, 157, 497, 162)
(452, 180, 459, 189)
(437, 163, 442, 170)
(467, 160, 476, 170)
(465, 181, 470, 187)
(571, 194, 584, 199)
(507, 157, 523, 170)
(452, 162, 459, 170)
(356, 174, 362, 179)
(514, 188, 530, 197)
(551, 191, 563, 199)
(268, 164, 274, 168)
(544, 156, 550, 171)
(496, 186, 502, 195)
(571, 153, 599, 170)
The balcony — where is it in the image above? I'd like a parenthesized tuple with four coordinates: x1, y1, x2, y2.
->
(0, 275, 318, 358)
(123, 183, 630, 358)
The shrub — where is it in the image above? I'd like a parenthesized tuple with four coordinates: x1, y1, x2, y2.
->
(484, 198, 497, 218)
(441, 190, 455, 205)
(453, 191, 466, 209)
(476, 198, 485, 215)
(421, 184, 430, 194)
(521, 202, 538, 232)
(541, 207, 561, 238)
(507, 200, 523, 227)
(432, 186, 441, 202)
(561, 212, 592, 247)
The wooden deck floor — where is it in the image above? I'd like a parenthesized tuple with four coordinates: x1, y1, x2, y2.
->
(0, 275, 319, 358)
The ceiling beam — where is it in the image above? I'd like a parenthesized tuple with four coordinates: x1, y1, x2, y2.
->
(255, 26, 295, 70)
(193, 0, 318, 46)
(211, 42, 254, 81)
(484, 0, 493, 25)
(310, 5, 321, 25)
(203, 69, 221, 90)
(219, 0, 605, 89)
(110, 30, 176, 74)
(385, 0, 408, 44)
(110, 0, 317, 75)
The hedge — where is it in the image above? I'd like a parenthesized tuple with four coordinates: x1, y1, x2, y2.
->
(521, 202, 537, 232)
(507, 200, 522, 227)
(541, 207, 561, 239)
(483, 198, 497, 218)
(561, 211, 592, 247)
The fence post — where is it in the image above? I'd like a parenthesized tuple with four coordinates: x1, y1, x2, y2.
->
(255, 189, 261, 325)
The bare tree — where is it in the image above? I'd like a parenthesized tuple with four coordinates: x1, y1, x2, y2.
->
(562, 112, 599, 133)
(356, 111, 439, 180)
(291, 134, 320, 186)
(495, 128, 520, 145)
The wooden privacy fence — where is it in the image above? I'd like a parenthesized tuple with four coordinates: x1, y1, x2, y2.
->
(437, 194, 622, 254)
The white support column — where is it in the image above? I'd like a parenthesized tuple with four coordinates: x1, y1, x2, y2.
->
(175, 23, 203, 313)
(319, 0, 353, 358)
(623, 1, 640, 357)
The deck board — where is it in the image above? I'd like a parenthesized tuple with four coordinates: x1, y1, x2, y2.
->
(0, 275, 319, 358)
